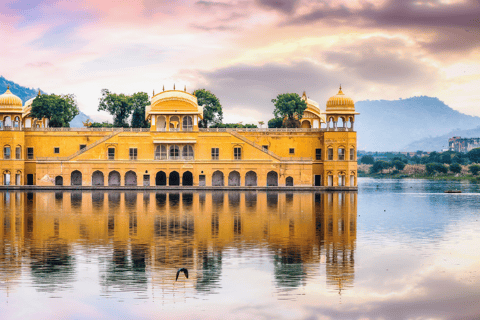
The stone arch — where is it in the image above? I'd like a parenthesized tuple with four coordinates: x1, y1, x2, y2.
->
(228, 171, 241, 186)
(25, 118, 31, 128)
(92, 170, 104, 186)
(156, 171, 167, 186)
(169, 171, 180, 186)
(3, 145, 11, 159)
(301, 119, 311, 128)
(4, 116, 12, 127)
(13, 116, 20, 128)
(71, 170, 82, 186)
(313, 119, 319, 129)
(125, 171, 137, 186)
(245, 171, 257, 186)
(169, 145, 179, 159)
(183, 171, 193, 186)
(155, 145, 167, 160)
(182, 116, 193, 131)
(3, 170, 10, 185)
(182, 145, 194, 159)
(212, 170, 224, 186)
(286, 176, 294, 186)
(169, 116, 180, 131)
(338, 117, 346, 128)
(55, 176, 63, 186)
(108, 171, 121, 186)
(267, 171, 278, 186)
(156, 115, 166, 131)
(328, 117, 335, 129)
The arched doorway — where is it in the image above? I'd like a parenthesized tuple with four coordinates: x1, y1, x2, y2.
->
(267, 171, 278, 186)
(156, 171, 167, 186)
(92, 171, 104, 186)
(301, 120, 311, 128)
(212, 171, 224, 186)
(228, 171, 240, 186)
(169, 171, 180, 186)
(170, 116, 180, 131)
(183, 171, 193, 186)
(125, 171, 137, 186)
(108, 171, 121, 186)
(71, 170, 82, 186)
(286, 176, 293, 186)
(156, 115, 166, 131)
(55, 176, 63, 186)
(245, 171, 257, 186)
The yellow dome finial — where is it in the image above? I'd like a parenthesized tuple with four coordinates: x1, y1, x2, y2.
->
(7, 85, 10, 90)
(338, 84, 343, 95)
(184, 85, 186, 92)
(38, 89, 41, 96)
(174, 83, 175, 90)
(153, 89, 155, 96)
(163, 85, 164, 91)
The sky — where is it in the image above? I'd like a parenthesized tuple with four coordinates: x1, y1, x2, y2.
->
(1, 0, 480, 124)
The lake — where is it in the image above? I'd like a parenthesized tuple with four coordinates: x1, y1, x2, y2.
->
(1, 178, 479, 319)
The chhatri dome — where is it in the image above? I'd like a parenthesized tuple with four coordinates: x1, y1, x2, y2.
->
(326, 85, 355, 114)
(0, 86, 23, 108)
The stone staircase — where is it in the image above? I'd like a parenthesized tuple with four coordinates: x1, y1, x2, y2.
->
(66, 129, 122, 161)
(229, 131, 282, 161)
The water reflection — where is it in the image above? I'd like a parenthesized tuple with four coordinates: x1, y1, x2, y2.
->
(0, 191, 356, 297)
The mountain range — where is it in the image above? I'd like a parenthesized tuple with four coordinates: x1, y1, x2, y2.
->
(2, 76, 480, 150)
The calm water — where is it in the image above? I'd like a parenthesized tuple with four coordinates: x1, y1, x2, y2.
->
(1, 179, 480, 319)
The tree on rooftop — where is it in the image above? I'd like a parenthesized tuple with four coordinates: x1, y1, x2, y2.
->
(194, 89, 223, 128)
(271, 93, 307, 128)
(130, 92, 151, 128)
(31, 93, 79, 128)
(98, 89, 134, 128)
(268, 117, 283, 128)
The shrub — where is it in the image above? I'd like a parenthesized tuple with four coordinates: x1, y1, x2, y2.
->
(426, 163, 436, 175)
(469, 164, 480, 176)
(360, 155, 375, 165)
(449, 163, 462, 174)
(392, 160, 406, 171)
(371, 160, 390, 174)
(434, 163, 448, 174)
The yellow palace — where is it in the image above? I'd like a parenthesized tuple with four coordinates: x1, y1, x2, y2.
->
(0, 86, 358, 189)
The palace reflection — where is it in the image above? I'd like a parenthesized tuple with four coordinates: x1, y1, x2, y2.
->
(0, 191, 356, 294)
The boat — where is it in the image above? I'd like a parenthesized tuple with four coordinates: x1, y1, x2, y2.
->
(444, 190, 462, 193)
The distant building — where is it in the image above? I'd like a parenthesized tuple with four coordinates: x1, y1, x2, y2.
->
(449, 136, 480, 153)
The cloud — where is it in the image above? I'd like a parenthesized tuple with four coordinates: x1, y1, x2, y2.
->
(195, 1, 232, 7)
(255, 0, 299, 13)
(25, 62, 53, 68)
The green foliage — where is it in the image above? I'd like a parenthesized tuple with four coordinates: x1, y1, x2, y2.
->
(371, 160, 390, 174)
(271, 93, 307, 128)
(89, 122, 114, 128)
(426, 163, 436, 175)
(194, 89, 223, 128)
(426, 163, 448, 175)
(30, 93, 79, 128)
(467, 148, 480, 164)
(392, 160, 406, 171)
(97, 89, 150, 128)
(130, 92, 151, 128)
(98, 89, 133, 127)
(210, 123, 258, 128)
(469, 164, 480, 176)
(449, 163, 462, 174)
(268, 117, 283, 128)
(360, 155, 375, 164)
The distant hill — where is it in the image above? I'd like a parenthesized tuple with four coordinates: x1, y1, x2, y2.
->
(0, 76, 94, 127)
(403, 125, 480, 152)
(356, 96, 480, 151)
(0, 76, 42, 102)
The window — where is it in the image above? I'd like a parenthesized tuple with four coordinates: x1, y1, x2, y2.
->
(350, 148, 355, 161)
(234, 147, 242, 160)
(211, 148, 219, 160)
(129, 148, 138, 160)
(80, 144, 86, 150)
(4, 146, 11, 160)
(27, 147, 34, 160)
(182, 145, 194, 159)
(262, 145, 268, 151)
(108, 148, 115, 160)
(54, 147, 60, 154)
(327, 148, 333, 160)
(338, 148, 345, 160)
(15, 147, 21, 159)
(182, 116, 193, 131)
(316, 148, 322, 160)
(169, 145, 179, 159)
(289, 148, 295, 154)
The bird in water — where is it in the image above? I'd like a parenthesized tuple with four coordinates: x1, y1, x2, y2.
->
(176, 268, 188, 281)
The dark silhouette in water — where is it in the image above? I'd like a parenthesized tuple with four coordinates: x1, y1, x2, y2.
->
(176, 268, 188, 281)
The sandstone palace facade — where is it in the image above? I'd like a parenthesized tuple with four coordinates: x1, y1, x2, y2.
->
(0, 87, 358, 189)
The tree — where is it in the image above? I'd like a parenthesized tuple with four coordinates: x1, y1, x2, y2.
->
(371, 160, 390, 174)
(90, 122, 114, 128)
(434, 163, 448, 174)
(268, 117, 283, 128)
(258, 121, 264, 128)
(467, 148, 480, 163)
(392, 160, 406, 171)
(130, 92, 151, 128)
(426, 163, 436, 175)
(360, 155, 375, 164)
(449, 163, 462, 174)
(98, 89, 134, 127)
(271, 93, 307, 128)
(194, 89, 223, 128)
(30, 93, 79, 127)
(469, 164, 480, 176)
